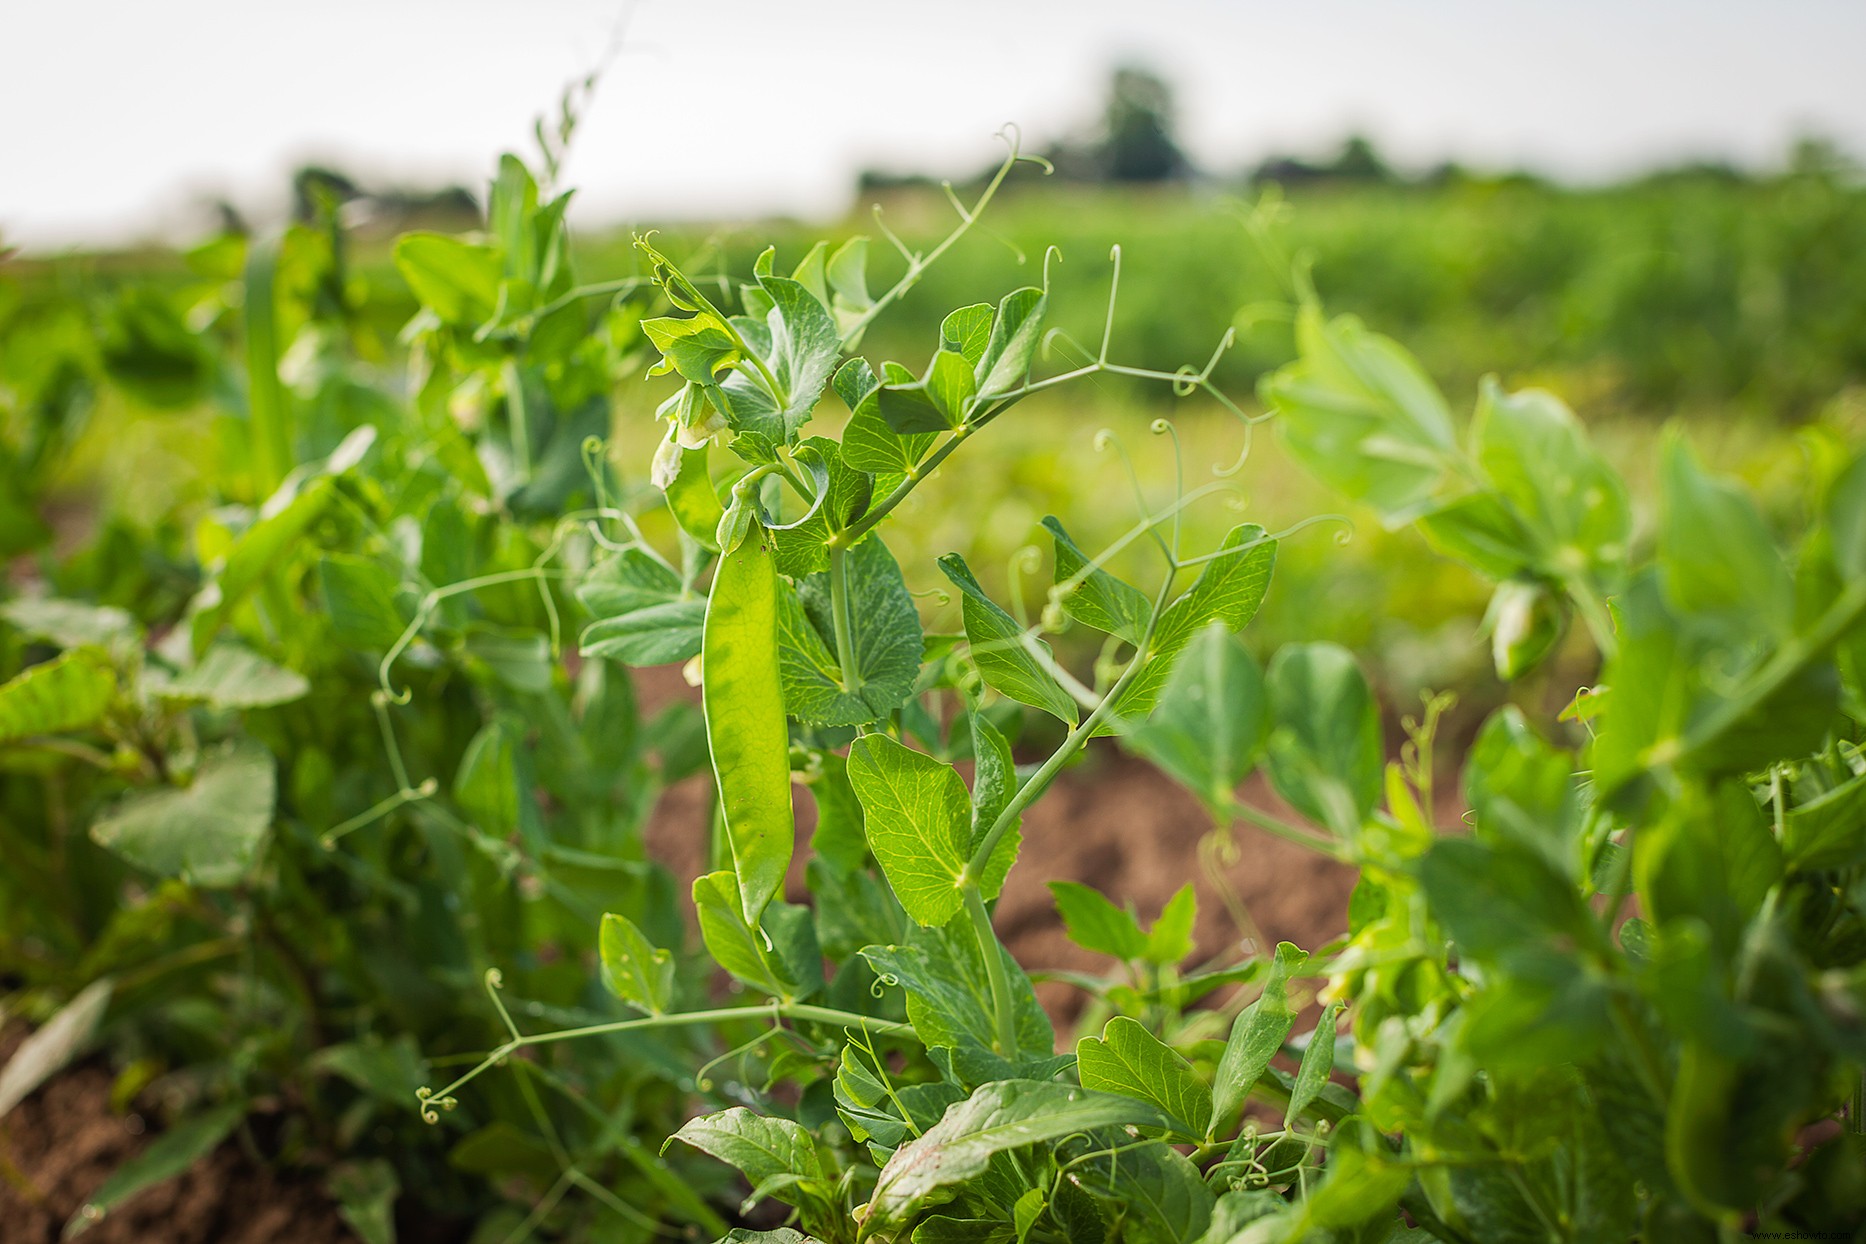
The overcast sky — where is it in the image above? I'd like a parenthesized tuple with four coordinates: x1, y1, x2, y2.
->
(5, 0, 1863, 249)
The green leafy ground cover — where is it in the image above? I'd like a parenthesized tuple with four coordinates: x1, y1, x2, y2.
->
(2, 131, 1865, 1243)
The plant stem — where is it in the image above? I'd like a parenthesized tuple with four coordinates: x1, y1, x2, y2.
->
(966, 887, 1019, 1057)
(420, 1001, 917, 1118)
(829, 543, 863, 695)
(1220, 797, 1346, 859)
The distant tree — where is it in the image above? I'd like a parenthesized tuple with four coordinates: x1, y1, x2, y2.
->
(1098, 65, 1189, 181)
(291, 165, 363, 222)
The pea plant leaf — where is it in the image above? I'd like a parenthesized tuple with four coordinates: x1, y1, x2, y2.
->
(847, 734, 971, 927)
(778, 537, 922, 726)
(965, 704, 1021, 900)
(1468, 379, 1631, 583)
(938, 553, 1079, 725)
(1076, 1016, 1213, 1140)
(161, 643, 309, 709)
(1284, 1002, 1344, 1127)
(0, 648, 116, 744)
(1101, 525, 1276, 731)
(1265, 643, 1382, 838)
(1261, 303, 1458, 524)
(1211, 942, 1308, 1135)
(1048, 881, 1149, 960)
(89, 739, 276, 888)
(1062, 1138, 1215, 1244)
(669, 1107, 826, 1186)
(1043, 517, 1151, 645)
(975, 286, 1047, 400)
(838, 358, 935, 475)
(865, 1081, 1170, 1233)
(599, 912, 674, 1015)
(862, 919, 1051, 1060)
(64, 1102, 247, 1240)
(1657, 430, 1793, 640)
(691, 871, 818, 1000)
(1129, 622, 1267, 816)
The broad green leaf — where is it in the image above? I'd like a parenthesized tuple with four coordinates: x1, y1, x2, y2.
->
(752, 275, 842, 439)
(1265, 643, 1382, 837)
(965, 706, 1020, 901)
(770, 438, 874, 577)
(1103, 526, 1276, 731)
(1284, 1002, 1343, 1126)
(1783, 769, 1866, 871)
(1211, 942, 1307, 1133)
(1130, 622, 1266, 815)
(1468, 379, 1631, 582)
(1262, 305, 1457, 523)
(0, 598, 137, 649)
(0, 648, 115, 743)
(866, 1081, 1170, 1231)
(976, 287, 1047, 400)
(1637, 781, 1783, 958)
(703, 525, 793, 924)
(847, 734, 970, 927)
(453, 719, 523, 834)
(1049, 881, 1148, 960)
(0, 978, 112, 1121)
(1061, 1138, 1214, 1244)
(580, 600, 706, 666)
(1462, 707, 1584, 872)
(319, 554, 409, 653)
(90, 739, 275, 887)
(162, 643, 308, 708)
(1043, 517, 1150, 645)
(1076, 1016, 1212, 1139)
(778, 539, 921, 725)
(599, 912, 674, 1014)
(926, 349, 978, 423)
(938, 553, 1078, 725)
(692, 871, 799, 999)
(643, 313, 740, 385)
(65, 1102, 246, 1238)
(1657, 430, 1792, 639)
(1143, 884, 1197, 966)
(669, 1107, 824, 1187)
(914, 1218, 1012, 1244)
(862, 919, 1051, 1060)
(878, 372, 959, 434)
(664, 443, 725, 550)
(940, 303, 994, 366)
(394, 233, 503, 325)
(838, 358, 934, 475)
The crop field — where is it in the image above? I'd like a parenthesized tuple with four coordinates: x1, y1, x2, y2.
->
(3, 130, 1866, 1244)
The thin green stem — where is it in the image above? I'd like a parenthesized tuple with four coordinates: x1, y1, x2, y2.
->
(966, 887, 1018, 1057)
(829, 543, 863, 694)
(840, 145, 1026, 348)
(417, 997, 916, 1120)
(1218, 797, 1346, 860)
(965, 571, 1174, 883)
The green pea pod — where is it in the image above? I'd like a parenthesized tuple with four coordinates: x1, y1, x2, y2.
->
(702, 521, 793, 925)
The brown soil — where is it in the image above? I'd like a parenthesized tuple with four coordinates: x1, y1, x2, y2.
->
(0, 1030, 358, 1244)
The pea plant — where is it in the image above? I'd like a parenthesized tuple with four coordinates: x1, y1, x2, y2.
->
(0, 143, 737, 1241)
(418, 159, 1866, 1243)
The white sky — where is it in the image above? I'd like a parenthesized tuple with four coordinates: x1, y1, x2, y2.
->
(4, 0, 1863, 249)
